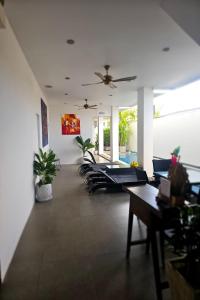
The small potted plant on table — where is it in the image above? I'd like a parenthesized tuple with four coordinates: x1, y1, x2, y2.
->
(34, 148, 58, 202)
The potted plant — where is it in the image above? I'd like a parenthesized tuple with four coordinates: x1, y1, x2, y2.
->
(33, 148, 58, 202)
(167, 204, 200, 300)
(75, 136, 94, 157)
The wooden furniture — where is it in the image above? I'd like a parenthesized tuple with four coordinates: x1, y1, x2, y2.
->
(167, 258, 200, 300)
(125, 184, 168, 300)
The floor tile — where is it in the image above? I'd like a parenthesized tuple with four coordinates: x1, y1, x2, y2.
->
(1, 164, 171, 300)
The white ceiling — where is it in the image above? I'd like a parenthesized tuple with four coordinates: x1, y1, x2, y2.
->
(161, 0, 200, 46)
(5, 0, 200, 107)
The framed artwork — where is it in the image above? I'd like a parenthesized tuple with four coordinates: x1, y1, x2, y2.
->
(61, 114, 80, 135)
(41, 99, 48, 146)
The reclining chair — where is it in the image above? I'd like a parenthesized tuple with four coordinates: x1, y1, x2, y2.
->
(152, 158, 171, 187)
(87, 167, 149, 193)
(78, 150, 120, 176)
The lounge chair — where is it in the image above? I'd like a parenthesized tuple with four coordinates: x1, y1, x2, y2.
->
(87, 167, 148, 193)
(78, 151, 120, 176)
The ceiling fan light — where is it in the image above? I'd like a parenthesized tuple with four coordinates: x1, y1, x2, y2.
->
(66, 39, 75, 45)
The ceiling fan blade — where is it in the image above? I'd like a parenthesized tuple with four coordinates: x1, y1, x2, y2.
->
(74, 105, 81, 107)
(89, 107, 97, 109)
(109, 82, 117, 89)
(112, 76, 137, 82)
(81, 82, 103, 86)
(94, 72, 105, 81)
(88, 105, 98, 108)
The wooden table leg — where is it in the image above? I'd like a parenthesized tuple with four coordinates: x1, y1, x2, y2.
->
(150, 229, 163, 300)
(126, 207, 134, 259)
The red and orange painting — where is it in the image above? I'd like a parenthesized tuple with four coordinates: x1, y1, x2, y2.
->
(61, 114, 80, 135)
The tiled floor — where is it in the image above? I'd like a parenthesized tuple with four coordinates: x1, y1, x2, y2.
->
(0, 165, 170, 300)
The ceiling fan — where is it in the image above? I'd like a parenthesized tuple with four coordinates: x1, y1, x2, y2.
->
(82, 65, 137, 89)
(74, 99, 98, 110)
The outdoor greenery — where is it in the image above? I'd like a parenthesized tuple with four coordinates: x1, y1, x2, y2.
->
(33, 148, 58, 186)
(154, 110, 160, 118)
(119, 109, 137, 146)
(118, 106, 160, 148)
(104, 128, 110, 147)
(75, 136, 94, 156)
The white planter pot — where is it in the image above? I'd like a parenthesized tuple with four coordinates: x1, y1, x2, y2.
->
(36, 183, 52, 202)
(119, 146, 126, 153)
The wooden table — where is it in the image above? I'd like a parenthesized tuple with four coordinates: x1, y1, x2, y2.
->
(125, 184, 168, 300)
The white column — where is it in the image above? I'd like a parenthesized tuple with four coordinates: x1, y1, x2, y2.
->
(110, 106, 119, 162)
(98, 116, 104, 155)
(137, 87, 153, 176)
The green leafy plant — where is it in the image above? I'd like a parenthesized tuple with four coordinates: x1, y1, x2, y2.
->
(104, 128, 110, 147)
(119, 109, 136, 146)
(34, 148, 58, 186)
(75, 136, 94, 156)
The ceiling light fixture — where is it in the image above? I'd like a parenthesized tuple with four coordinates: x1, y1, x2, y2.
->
(64, 93, 68, 95)
(162, 47, 170, 52)
(44, 85, 53, 88)
(109, 94, 113, 96)
(66, 39, 75, 45)
(65, 77, 70, 80)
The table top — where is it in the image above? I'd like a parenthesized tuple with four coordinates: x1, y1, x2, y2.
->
(154, 168, 200, 184)
(125, 184, 161, 215)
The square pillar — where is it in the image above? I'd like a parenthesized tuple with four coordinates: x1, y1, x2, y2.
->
(110, 106, 119, 162)
(137, 87, 153, 176)
(98, 116, 104, 155)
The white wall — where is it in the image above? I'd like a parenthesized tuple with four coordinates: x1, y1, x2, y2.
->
(49, 103, 98, 164)
(154, 109, 200, 166)
(0, 16, 48, 280)
(128, 121, 137, 152)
